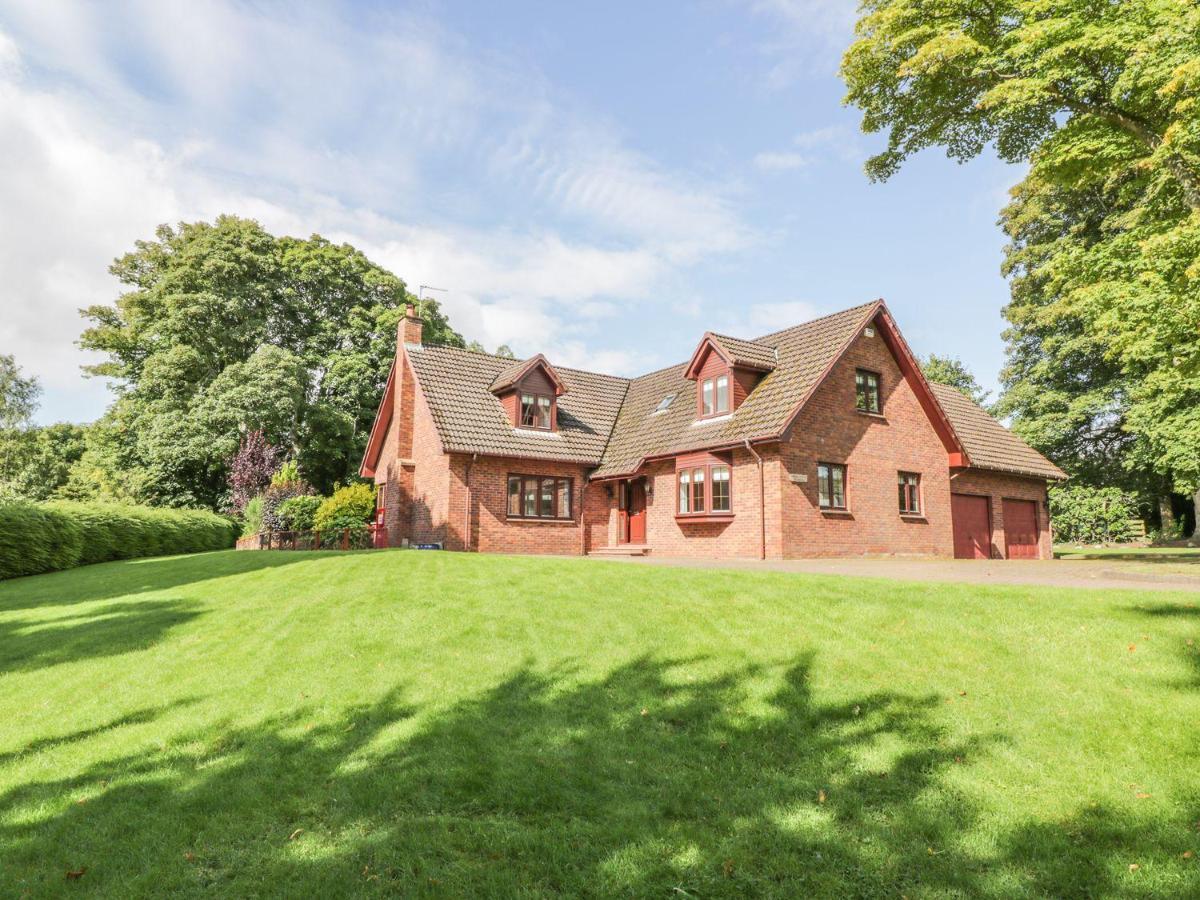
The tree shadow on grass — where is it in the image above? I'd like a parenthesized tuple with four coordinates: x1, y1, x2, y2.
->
(0, 697, 202, 766)
(0, 599, 202, 674)
(0, 550, 362, 611)
(2, 655, 1196, 897)
(1135, 602, 1200, 690)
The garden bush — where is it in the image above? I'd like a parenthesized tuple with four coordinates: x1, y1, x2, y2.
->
(278, 495, 323, 531)
(1049, 485, 1138, 544)
(241, 496, 264, 538)
(313, 483, 376, 532)
(0, 502, 83, 579)
(0, 501, 236, 579)
(259, 462, 313, 532)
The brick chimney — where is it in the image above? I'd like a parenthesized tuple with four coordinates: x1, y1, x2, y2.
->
(400, 302, 423, 346)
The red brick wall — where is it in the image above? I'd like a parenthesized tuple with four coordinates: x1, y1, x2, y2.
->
(462, 455, 591, 555)
(588, 446, 783, 558)
(776, 329, 956, 557)
(407, 380, 455, 547)
(948, 469, 1052, 559)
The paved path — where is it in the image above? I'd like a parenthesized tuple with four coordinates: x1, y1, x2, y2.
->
(594, 554, 1200, 593)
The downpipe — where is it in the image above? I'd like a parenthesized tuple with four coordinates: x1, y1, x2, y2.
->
(744, 439, 765, 560)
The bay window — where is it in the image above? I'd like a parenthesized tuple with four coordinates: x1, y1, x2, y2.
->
(677, 463, 732, 516)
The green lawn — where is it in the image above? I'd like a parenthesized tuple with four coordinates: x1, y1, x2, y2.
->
(1055, 544, 1200, 577)
(1056, 544, 1200, 561)
(1, 550, 1198, 897)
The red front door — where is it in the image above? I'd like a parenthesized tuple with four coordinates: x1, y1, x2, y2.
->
(1003, 498, 1040, 559)
(951, 493, 991, 559)
(628, 479, 646, 544)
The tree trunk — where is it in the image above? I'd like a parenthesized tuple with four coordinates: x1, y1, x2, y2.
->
(1158, 495, 1176, 536)
(1193, 488, 1200, 540)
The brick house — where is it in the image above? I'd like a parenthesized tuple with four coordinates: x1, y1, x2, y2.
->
(360, 300, 1065, 559)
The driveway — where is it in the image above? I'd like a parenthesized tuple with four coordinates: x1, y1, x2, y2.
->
(599, 554, 1200, 593)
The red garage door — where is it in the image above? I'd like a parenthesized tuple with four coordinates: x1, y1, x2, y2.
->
(951, 493, 991, 559)
(1003, 499, 1040, 559)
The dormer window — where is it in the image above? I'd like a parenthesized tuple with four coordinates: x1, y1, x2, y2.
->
(520, 393, 553, 430)
(684, 332, 774, 421)
(701, 374, 730, 418)
(490, 353, 567, 433)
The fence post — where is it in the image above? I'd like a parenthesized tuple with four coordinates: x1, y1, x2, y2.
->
(341, 528, 349, 551)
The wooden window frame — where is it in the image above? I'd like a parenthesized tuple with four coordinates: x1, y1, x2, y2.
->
(710, 464, 731, 513)
(855, 369, 881, 415)
(898, 471, 921, 515)
(507, 474, 573, 520)
(698, 373, 731, 419)
(817, 462, 848, 511)
(519, 392, 554, 430)
(677, 463, 733, 518)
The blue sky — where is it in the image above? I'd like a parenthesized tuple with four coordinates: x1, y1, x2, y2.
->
(0, 1, 1020, 425)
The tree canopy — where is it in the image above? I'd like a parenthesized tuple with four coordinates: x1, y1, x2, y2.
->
(0, 354, 39, 431)
(919, 354, 990, 407)
(75, 215, 464, 509)
(843, 0, 1200, 527)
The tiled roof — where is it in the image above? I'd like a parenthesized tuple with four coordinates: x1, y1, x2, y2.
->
(929, 382, 1067, 480)
(592, 302, 880, 477)
(406, 344, 627, 464)
(708, 333, 778, 371)
(488, 354, 565, 395)
(399, 302, 1064, 483)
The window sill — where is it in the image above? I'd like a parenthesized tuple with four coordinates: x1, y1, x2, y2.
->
(675, 513, 735, 524)
(820, 508, 853, 518)
(514, 427, 560, 436)
(506, 517, 575, 525)
(899, 513, 927, 521)
(855, 410, 886, 420)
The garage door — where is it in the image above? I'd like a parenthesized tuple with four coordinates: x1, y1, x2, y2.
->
(1003, 498, 1040, 559)
(951, 493, 991, 559)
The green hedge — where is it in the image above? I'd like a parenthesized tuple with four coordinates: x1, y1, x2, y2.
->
(0, 501, 236, 580)
(1048, 485, 1138, 544)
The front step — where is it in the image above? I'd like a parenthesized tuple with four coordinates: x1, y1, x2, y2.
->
(589, 544, 650, 557)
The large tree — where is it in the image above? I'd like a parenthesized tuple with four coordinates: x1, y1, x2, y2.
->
(842, 0, 1200, 529)
(77, 215, 464, 509)
(0, 356, 88, 502)
(919, 354, 990, 407)
(0, 354, 39, 432)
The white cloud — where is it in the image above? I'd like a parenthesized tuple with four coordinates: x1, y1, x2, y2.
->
(746, 300, 823, 333)
(753, 124, 864, 174)
(0, 3, 755, 420)
(745, 0, 858, 86)
(754, 150, 809, 171)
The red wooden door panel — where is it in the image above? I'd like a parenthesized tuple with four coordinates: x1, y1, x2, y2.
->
(628, 480, 647, 544)
(1003, 498, 1040, 559)
(951, 493, 991, 559)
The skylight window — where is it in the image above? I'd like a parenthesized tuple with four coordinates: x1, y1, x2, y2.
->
(654, 393, 676, 413)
